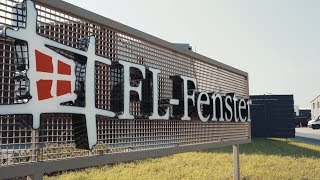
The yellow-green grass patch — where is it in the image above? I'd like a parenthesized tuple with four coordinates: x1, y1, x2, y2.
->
(45, 139, 320, 180)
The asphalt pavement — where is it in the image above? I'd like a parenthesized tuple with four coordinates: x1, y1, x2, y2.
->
(294, 127, 320, 145)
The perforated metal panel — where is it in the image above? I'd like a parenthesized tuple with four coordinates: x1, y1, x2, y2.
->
(0, 0, 250, 173)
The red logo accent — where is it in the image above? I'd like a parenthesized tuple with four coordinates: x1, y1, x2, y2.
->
(58, 60, 71, 75)
(35, 50, 72, 101)
(35, 50, 54, 73)
(57, 80, 72, 96)
(37, 80, 53, 100)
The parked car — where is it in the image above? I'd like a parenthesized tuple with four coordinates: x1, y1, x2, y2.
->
(308, 117, 320, 129)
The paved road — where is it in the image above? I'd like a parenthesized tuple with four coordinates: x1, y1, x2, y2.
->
(294, 127, 320, 145)
(296, 127, 320, 139)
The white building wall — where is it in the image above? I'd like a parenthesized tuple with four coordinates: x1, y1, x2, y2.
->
(311, 95, 320, 119)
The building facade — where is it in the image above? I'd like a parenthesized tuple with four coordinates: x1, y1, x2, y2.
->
(294, 107, 311, 127)
(310, 95, 320, 119)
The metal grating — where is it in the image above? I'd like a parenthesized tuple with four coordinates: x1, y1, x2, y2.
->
(0, 0, 250, 169)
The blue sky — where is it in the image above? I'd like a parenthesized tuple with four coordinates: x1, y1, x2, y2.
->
(64, 0, 320, 108)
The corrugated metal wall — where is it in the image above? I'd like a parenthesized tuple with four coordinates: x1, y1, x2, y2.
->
(250, 95, 295, 138)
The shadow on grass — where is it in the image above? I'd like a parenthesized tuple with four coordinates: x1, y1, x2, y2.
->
(204, 138, 320, 159)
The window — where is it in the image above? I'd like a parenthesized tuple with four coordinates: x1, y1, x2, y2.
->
(318, 102, 320, 108)
(313, 103, 315, 109)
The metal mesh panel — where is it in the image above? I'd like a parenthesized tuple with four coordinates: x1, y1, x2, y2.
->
(195, 60, 247, 97)
(0, 0, 250, 168)
(96, 118, 249, 151)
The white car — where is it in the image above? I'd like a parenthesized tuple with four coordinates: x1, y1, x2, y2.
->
(308, 117, 320, 129)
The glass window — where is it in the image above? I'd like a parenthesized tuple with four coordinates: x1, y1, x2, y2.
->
(318, 102, 320, 108)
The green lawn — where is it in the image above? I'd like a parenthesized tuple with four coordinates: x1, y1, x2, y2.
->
(45, 139, 320, 180)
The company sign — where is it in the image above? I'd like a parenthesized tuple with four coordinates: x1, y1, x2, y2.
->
(0, 0, 251, 150)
